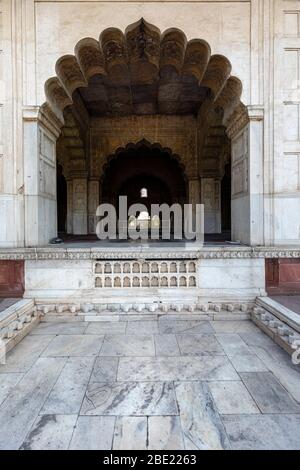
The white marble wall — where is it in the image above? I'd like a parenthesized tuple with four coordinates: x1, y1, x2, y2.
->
(270, 0, 300, 245)
(24, 257, 266, 302)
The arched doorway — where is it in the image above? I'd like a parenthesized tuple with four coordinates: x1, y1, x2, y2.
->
(221, 163, 231, 234)
(101, 140, 187, 239)
(42, 18, 254, 245)
(57, 165, 67, 234)
(102, 141, 187, 207)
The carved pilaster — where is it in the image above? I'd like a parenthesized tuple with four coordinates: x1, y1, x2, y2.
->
(88, 179, 100, 234)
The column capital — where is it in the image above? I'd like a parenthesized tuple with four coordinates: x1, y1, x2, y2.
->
(23, 104, 63, 139)
(226, 105, 249, 140)
(247, 105, 264, 121)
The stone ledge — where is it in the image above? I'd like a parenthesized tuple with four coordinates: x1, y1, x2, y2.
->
(256, 297, 300, 333)
(252, 299, 300, 356)
(36, 300, 252, 322)
(0, 246, 299, 260)
(0, 299, 41, 353)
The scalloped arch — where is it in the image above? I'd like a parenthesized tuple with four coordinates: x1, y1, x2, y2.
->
(44, 18, 243, 124)
(100, 139, 187, 183)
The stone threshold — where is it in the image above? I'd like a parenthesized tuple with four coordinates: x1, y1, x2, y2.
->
(252, 297, 300, 356)
(0, 245, 300, 260)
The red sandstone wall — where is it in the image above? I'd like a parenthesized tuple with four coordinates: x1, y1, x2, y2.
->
(0, 261, 25, 298)
(266, 258, 300, 295)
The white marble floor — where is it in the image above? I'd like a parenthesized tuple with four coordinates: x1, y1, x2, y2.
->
(0, 316, 300, 450)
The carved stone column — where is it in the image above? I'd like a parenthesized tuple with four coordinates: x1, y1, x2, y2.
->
(201, 178, 221, 234)
(188, 178, 201, 232)
(23, 105, 62, 246)
(188, 178, 201, 206)
(88, 179, 100, 234)
(66, 179, 73, 234)
(72, 177, 88, 235)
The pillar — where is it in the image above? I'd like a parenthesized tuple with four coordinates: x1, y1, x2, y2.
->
(201, 178, 221, 234)
(23, 106, 61, 246)
(88, 179, 100, 234)
(72, 177, 88, 235)
(66, 179, 73, 234)
(229, 106, 264, 245)
(188, 178, 201, 233)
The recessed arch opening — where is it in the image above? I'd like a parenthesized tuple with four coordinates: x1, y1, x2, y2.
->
(48, 18, 249, 243)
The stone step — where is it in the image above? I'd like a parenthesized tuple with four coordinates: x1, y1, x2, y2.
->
(252, 297, 300, 357)
(0, 299, 40, 354)
(36, 301, 252, 322)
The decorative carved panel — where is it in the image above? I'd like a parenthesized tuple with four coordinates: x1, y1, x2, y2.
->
(231, 126, 248, 197)
(90, 115, 197, 180)
(93, 260, 197, 288)
(38, 128, 56, 199)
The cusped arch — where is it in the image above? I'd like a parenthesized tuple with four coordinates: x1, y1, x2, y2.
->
(100, 139, 188, 207)
(44, 18, 244, 125)
(100, 139, 187, 183)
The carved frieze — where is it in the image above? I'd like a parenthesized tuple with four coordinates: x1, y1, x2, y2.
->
(0, 247, 300, 261)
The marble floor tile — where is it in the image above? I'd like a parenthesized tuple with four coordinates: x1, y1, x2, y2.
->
(177, 334, 225, 356)
(210, 320, 259, 334)
(89, 357, 119, 383)
(100, 335, 155, 356)
(0, 357, 66, 449)
(0, 335, 54, 373)
(159, 320, 214, 335)
(160, 314, 211, 321)
(126, 320, 159, 335)
(80, 382, 178, 416)
(40, 357, 95, 414)
(2, 316, 299, 451)
(119, 315, 157, 322)
(69, 416, 115, 450)
(0, 373, 24, 406)
(208, 381, 260, 414)
(240, 330, 277, 349)
(216, 334, 252, 357)
(41, 335, 104, 357)
(242, 342, 300, 403)
(85, 322, 126, 335)
(154, 335, 180, 356)
(113, 417, 147, 450)
(222, 414, 300, 450)
(30, 322, 87, 335)
(148, 416, 184, 450)
(229, 354, 268, 373)
(21, 414, 77, 450)
(240, 372, 300, 413)
(118, 356, 239, 382)
(175, 382, 231, 450)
